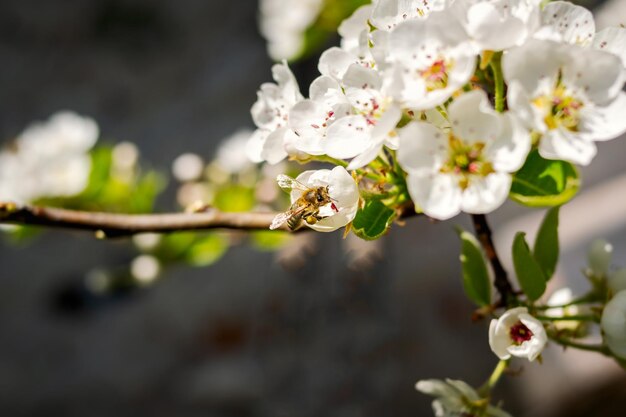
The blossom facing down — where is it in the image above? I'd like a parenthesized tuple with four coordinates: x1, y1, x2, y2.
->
(288, 166, 359, 232)
(489, 307, 547, 361)
(601, 290, 626, 359)
(248, 63, 304, 164)
(0, 111, 99, 204)
(397, 90, 529, 220)
(503, 39, 626, 166)
(416, 378, 512, 417)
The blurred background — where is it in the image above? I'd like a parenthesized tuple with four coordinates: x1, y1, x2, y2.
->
(0, 0, 625, 416)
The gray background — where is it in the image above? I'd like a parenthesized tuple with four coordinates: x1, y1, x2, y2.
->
(0, 1, 625, 416)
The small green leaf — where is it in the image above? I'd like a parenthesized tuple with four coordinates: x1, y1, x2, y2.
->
(185, 234, 229, 267)
(457, 228, 492, 307)
(251, 230, 291, 251)
(534, 207, 560, 279)
(510, 150, 580, 207)
(513, 232, 547, 301)
(352, 200, 396, 241)
(214, 185, 255, 213)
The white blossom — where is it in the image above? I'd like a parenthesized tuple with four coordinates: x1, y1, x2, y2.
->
(451, 0, 542, 51)
(503, 39, 626, 165)
(259, 0, 323, 61)
(537, 1, 625, 67)
(172, 153, 205, 182)
(289, 75, 352, 156)
(325, 64, 402, 170)
(383, 11, 478, 110)
(215, 129, 256, 174)
(370, 0, 449, 31)
(601, 290, 626, 359)
(416, 378, 512, 417)
(285, 166, 359, 233)
(0, 111, 99, 203)
(248, 63, 304, 164)
(489, 307, 547, 361)
(397, 90, 529, 220)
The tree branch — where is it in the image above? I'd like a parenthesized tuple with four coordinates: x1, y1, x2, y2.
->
(471, 214, 516, 307)
(0, 202, 285, 237)
(0, 201, 422, 238)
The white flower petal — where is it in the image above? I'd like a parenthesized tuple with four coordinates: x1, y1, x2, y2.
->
(562, 47, 624, 106)
(541, 1, 595, 46)
(449, 90, 502, 144)
(579, 93, 626, 142)
(461, 173, 512, 214)
(261, 127, 290, 165)
(539, 128, 597, 166)
(602, 291, 626, 342)
(325, 115, 375, 159)
(503, 39, 562, 98)
(593, 27, 626, 70)
(406, 172, 463, 220)
(397, 122, 447, 175)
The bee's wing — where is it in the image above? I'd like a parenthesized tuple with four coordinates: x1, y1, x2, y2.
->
(270, 212, 292, 230)
(276, 175, 309, 192)
(269, 205, 307, 230)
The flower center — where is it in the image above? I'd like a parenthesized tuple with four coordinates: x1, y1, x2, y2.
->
(509, 321, 533, 345)
(420, 59, 451, 92)
(355, 96, 389, 127)
(440, 136, 494, 190)
(533, 84, 584, 132)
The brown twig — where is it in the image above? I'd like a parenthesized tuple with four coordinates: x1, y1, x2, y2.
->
(0, 202, 284, 237)
(0, 201, 423, 238)
(471, 214, 516, 307)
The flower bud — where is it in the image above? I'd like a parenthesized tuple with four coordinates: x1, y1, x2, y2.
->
(609, 268, 626, 294)
(601, 290, 626, 359)
(588, 239, 613, 276)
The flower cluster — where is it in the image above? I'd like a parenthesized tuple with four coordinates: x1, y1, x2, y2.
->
(249, 0, 626, 222)
(0, 111, 99, 204)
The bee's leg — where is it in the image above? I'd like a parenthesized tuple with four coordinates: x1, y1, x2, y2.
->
(304, 215, 318, 225)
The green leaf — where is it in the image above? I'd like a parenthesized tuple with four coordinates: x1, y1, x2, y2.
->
(510, 149, 580, 207)
(214, 185, 255, 213)
(251, 230, 291, 251)
(185, 234, 229, 267)
(457, 228, 492, 307)
(513, 232, 547, 301)
(533, 207, 560, 279)
(352, 200, 396, 241)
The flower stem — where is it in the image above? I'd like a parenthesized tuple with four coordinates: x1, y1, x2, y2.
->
(537, 315, 600, 323)
(532, 293, 600, 310)
(478, 360, 508, 396)
(490, 52, 506, 113)
(550, 336, 611, 355)
(309, 155, 348, 168)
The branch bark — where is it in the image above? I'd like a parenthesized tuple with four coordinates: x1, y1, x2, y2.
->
(471, 214, 516, 307)
(0, 202, 284, 237)
(0, 201, 422, 238)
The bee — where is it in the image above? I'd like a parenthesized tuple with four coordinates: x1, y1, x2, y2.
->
(270, 174, 339, 230)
